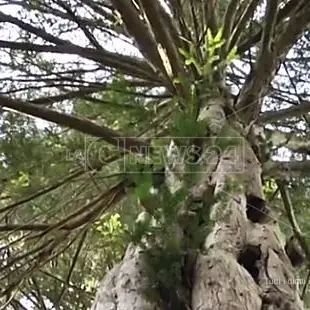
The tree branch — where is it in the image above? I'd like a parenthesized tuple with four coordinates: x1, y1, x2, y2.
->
(260, 0, 278, 55)
(203, 0, 219, 36)
(229, 0, 260, 51)
(139, 0, 185, 79)
(264, 160, 310, 178)
(277, 180, 310, 263)
(0, 40, 157, 81)
(0, 95, 149, 153)
(55, 0, 103, 50)
(236, 2, 310, 123)
(237, 0, 306, 54)
(221, 0, 239, 56)
(265, 129, 310, 155)
(111, 0, 170, 85)
(260, 101, 310, 123)
(276, 2, 310, 53)
(0, 11, 67, 45)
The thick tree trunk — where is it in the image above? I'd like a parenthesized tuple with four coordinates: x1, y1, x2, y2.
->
(91, 244, 161, 310)
(192, 142, 303, 310)
(91, 97, 304, 310)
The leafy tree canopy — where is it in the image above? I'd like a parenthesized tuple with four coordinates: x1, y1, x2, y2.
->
(0, 0, 310, 309)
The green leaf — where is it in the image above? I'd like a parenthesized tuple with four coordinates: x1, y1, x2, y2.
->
(207, 28, 213, 43)
(134, 176, 153, 200)
(178, 48, 190, 59)
(213, 27, 223, 43)
(226, 46, 239, 62)
(208, 40, 225, 52)
(185, 57, 196, 65)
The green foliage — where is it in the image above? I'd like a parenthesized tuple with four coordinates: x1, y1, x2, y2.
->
(126, 184, 186, 237)
(2, 1, 310, 309)
(121, 179, 187, 295)
(179, 27, 239, 78)
(181, 204, 212, 250)
(74, 76, 152, 135)
(94, 213, 127, 268)
(170, 110, 206, 139)
(263, 179, 278, 198)
(0, 87, 139, 309)
(0, 112, 70, 198)
(176, 27, 239, 117)
(146, 242, 183, 289)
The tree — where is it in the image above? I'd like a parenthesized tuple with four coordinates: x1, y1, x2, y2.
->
(1, 0, 310, 309)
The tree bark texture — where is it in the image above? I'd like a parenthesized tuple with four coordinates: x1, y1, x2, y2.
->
(91, 97, 304, 310)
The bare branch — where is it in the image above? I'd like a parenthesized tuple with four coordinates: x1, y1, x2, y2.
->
(0, 40, 157, 81)
(139, 0, 185, 80)
(221, 0, 239, 56)
(229, 0, 260, 51)
(30, 87, 106, 105)
(260, 0, 278, 55)
(56, 230, 88, 304)
(260, 101, 310, 123)
(0, 95, 149, 153)
(277, 180, 310, 263)
(236, 2, 310, 124)
(111, 0, 170, 85)
(265, 129, 310, 155)
(238, 0, 306, 54)
(264, 160, 310, 178)
(34, 181, 125, 235)
(235, 0, 279, 123)
(0, 169, 84, 216)
(203, 0, 219, 35)
(55, 0, 103, 50)
(0, 11, 69, 45)
(276, 3, 310, 53)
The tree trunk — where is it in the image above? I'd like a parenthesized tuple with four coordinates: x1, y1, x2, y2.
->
(91, 97, 304, 310)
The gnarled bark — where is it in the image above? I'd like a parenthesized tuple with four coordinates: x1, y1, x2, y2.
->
(91, 244, 161, 310)
(192, 136, 303, 310)
(91, 98, 304, 310)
